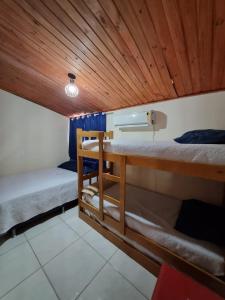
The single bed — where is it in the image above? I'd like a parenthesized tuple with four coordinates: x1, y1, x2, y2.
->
(82, 139, 225, 166)
(0, 168, 78, 235)
(82, 183, 224, 276)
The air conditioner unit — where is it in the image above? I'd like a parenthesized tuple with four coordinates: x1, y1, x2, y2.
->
(113, 112, 152, 129)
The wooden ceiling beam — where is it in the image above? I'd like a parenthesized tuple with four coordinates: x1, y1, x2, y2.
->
(0, 56, 72, 116)
(0, 17, 107, 112)
(98, 0, 162, 101)
(212, 0, 225, 89)
(1, 1, 127, 110)
(197, 0, 213, 91)
(161, 0, 193, 94)
(28, 0, 143, 104)
(0, 50, 103, 114)
(129, 0, 177, 98)
(0, 0, 224, 116)
(146, 0, 187, 97)
(62, 0, 152, 103)
(10, 0, 130, 108)
(83, 0, 157, 103)
(178, 0, 201, 94)
(113, 0, 167, 98)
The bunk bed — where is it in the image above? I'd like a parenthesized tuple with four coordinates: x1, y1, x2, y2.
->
(76, 128, 225, 297)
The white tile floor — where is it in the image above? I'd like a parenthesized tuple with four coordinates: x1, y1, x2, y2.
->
(0, 207, 157, 300)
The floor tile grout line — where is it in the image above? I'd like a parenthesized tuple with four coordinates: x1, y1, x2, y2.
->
(0, 209, 80, 300)
(58, 212, 78, 222)
(77, 215, 154, 299)
(0, 207, 76, 251)
(80, 231, 151, 299)
(60, 217, 92, 238)
(80, 234, 118, 262)
(26, 215, 110, 300)
(1, 212, 85, 275)
(24, 215, 84, 269)
(28, 232, 80, 268)
(73, 248, 148, 300)
(25, 216, 63, 241)
(107, 259, 150, 300)
(73, 240, 120, 299)
(0, 220, 66, 299)
(26, 217, 116, 300)
(0, 212, 76, 259)
(25, 234, 61, 300)
(58, 207, 78, 221)
(63, 214, 151, 299)
(25, 206, 78, 241)
(0, 214, 63, 257)
(0, 209, 152, 300)
(75, 225, 151, 299)
(0, 265, 41, 300)
(0, 234, 27, 257)
(73, 261, 108, 300)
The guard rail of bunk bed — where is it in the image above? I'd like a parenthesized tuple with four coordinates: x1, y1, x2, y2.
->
(76, 128, 225, 298)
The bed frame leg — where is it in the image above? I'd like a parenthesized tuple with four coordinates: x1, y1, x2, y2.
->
(11, 228, 16, 238)
(61, 206, 65, 214)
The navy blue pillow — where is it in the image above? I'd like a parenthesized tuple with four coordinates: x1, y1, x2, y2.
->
(58, 160, 98, 174)
(175, 199, 225, 246)
(83, 166, 97, 175)
(174, 129, 225, 144)
(58, 160, 77, 172)
(84, 158, 99, 169)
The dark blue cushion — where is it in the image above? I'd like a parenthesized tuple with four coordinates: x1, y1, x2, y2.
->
(58, 160, 98, 174)
(175, 199, 225, 246)
(84, 158, 99, 169)
(84, 158, 106, 170)
(58, 160, 77, 172)
(83, 166, 97, 175)
(174, 129, 225, 144)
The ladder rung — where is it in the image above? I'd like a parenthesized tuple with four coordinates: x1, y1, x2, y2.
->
(103, 173, 120, 182)
(80, 200, 100, 217)
(103, 194, 120, 206)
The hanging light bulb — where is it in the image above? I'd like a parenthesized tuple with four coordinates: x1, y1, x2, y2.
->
(65, 73, 79, 97)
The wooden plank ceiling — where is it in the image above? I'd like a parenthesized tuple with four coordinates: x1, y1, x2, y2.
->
(0, 0, 225, 117)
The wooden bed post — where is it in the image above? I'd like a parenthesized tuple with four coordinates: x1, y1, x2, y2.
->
(105, 130, 114, 175)
(120, 156, 126, 234)
(77, 129, 83, 210)
(98, 131, 104, 221)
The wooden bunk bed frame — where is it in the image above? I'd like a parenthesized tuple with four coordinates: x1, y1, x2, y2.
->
(77, 128, 225, 297)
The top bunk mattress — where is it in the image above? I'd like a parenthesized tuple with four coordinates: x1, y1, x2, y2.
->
(82, 139, 225, 165)
(0, 168, 78, 234)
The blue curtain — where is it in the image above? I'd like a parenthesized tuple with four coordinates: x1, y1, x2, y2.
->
(84, 113, 106, 132)
(69, 117, 84, 160)
(69, 112, 106, 161)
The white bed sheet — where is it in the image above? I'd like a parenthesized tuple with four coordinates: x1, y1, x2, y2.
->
(0, 168, 77, 234)
(82, 139, 225, 165)
(84, 184, 224, 276)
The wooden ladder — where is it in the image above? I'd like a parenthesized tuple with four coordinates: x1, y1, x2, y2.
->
(98, 144, 126, 234)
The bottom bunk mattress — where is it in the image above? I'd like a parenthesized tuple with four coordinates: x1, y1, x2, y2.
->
(0, 168, 78, 234)
(82, 183, 224, 276)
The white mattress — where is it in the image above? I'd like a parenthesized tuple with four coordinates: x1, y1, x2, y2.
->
(82, 139, 225, 165)
(83, 184, 224, 276)
(0, 168, 77, 234)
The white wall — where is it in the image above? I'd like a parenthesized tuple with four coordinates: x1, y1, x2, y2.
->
(0, 89, 69, 176)
(107, 91, 225, 204)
